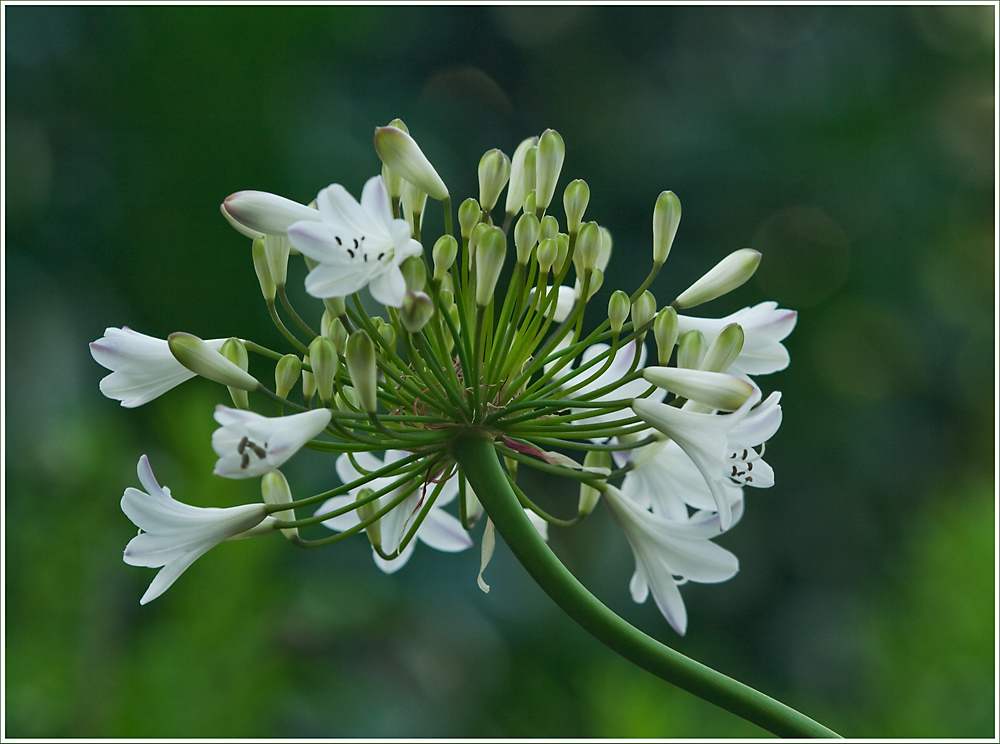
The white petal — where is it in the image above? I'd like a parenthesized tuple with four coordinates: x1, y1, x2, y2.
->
(367, 265, 407, 307)
(373, 538, 417, 574)
(417, 509, 473, 552)
(315, 495, 361, 532)
(360, 175, 393, 226)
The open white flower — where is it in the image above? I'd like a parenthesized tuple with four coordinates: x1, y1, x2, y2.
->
(90, 327, 226, 408)
(122, 455, 270, 604)
(676, 301, 797, 377)
(316, 450, 472, 573)
(632, 388, 782, 531)
(602, 484, 742, 636)
(211, 406, 332, 479)
(286, 175, 423, 307)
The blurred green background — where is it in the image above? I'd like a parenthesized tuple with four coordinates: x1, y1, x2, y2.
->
(4, 5, 995, 738)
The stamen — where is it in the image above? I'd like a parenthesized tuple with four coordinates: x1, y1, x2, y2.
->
(240, 452, 250, 469)
(237, 436, 248, 454)
(335, 236, 342, 245)
(248, 442, 267, 459)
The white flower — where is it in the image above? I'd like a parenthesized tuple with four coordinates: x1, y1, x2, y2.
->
(90, 327, 226, 408)
(122, 455, 270, 604)
(316, 451, 472, 573)
(631, 388, 782, 531)
(602, 484, 742, 635)
(285, 175, 423, 307)
(676, 301, 797, 377)
(562, 340, 666, 435)
(211, 406, 332, 479)
(221, 190, 321, 237)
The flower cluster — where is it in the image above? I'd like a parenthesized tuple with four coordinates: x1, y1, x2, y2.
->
(92, 121, 795, 632)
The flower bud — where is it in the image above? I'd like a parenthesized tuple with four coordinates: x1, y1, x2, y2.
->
(555, 233, 570, 275)
(469, 222, 489, 262)
(401, 180, 427, 235)
(575, 221, 603, 272)
(652, 190, 681, 265)
(458, 198, 482, 241)
(400, 255, 426, 292)
(221, 337, 250, 409)
(478, 148, 511, 214)
(514, 212, 540, 265)
(631, 291, 657, 337)
(301, 353, 315, 405)
(168, 333, 259, 391)
(328, 317, 348, 354)
(476, 227, 507, 307)
(522, 189, 537, 219)
(432, 234, 458, 281)
(262, 470, 298, 541)
(439, 287, 454, 309)
(221, 202, 263, 240)
(345, 330, 378, 413)
(643, 367, 754, 412)
(673, 249, 761, 310)
(401, 291, 435, 333)
(251, 236, 276, 301)
(677, 329, 707, 369)
(536, 238, 558, 274)
(355, 488, 382, 550)
(653, 306, 679, 365)
(380, 120, 410, 204)
(322, 296, 346, 320)
(265, 234, 291, 287)
(579, 450, 610, 516)
(563, 179, 590, 235)
(575, 270, 603, 303)
(377, 322, 396, 353)
(535, 128, 565, 211)
(222, 190, 320, 237)
(274, 354, 302, 399)
(309, 336, 338, 405)
(700, 322, 745, 373)
(597, 227, 613, 271)
(538, 214, 559, 243)
(373, 126, 448, 201)
(608, 290, 630, 334)
(506, 137, 538, 217)
(335, 385, 357, 413)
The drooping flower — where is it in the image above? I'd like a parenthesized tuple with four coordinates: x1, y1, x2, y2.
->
(316, 450, 472, 573)
(122, 455, 270, 604)
(211, 406, 332, 479)
(631, 388, 782, 530)
(676, 301, 797, 377)
(286, 175, 423, 307)
(602, 484, 742, 635)
(90, 327, 227, 408)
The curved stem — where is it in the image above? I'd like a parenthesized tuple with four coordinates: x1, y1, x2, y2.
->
(448, 433, 841, 739)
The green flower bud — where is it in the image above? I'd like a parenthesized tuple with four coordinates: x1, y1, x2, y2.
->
(373, 125, 448, 201)
(535, 128, 565, 211)
(444, 305, 460, 353)
(380, 120, 410, 204)
(264, 234, 291, 287)
(701, 322, 745, 373)
(536, 237, 558, 274)
(168, 333, 258, 391)
(478, 148, 511, 214)
(672, 249, 762, 310)
(458, 198, 482, 241)
(476, 227, 507, 307)
(631, 290, 657, 337)
(345, 330, 378, 413)
(221, 337, 250, 409)
(582, 268, 604, 301)
(608, 290, 630, 334)
(538, 214, 559, 243)
(514, 212, 540, 265)
(432, 234, 458, 281)
(597, 226, 613, 271)
(274, 354, 302, 400)
(652, 190, 681, 265)
(677, 329, 707, 370)
(579, 450, 610, 516)
(555, 233, 570, 275)
(438, 287, 455, 310)
(355, 488, 382, 551)
(643, 367, 754, 412)
(377, 322, 396, 353)
(400, 255, 426, 292)
(322, 296, 346, 320)
(401, 291, 435, 333)
(653, 306, 679, 365)
(335, 385, 357, 413)
(506, 137, 538, 217)
(469, 222, 489, 262)
(575, 221, 603, 272)
(522, 189, 537, 219)
(262, 470, 298, 541)
(563, 179, 590, 235)
(439, 271, 454, 295)
(251, 236, 275, 301)
(401, 180, 427, 235)
(387, 118, 409, 134)
(328, 317, 348, 355)
(309, 336, 338, 405)
(301, 353, 315, 405)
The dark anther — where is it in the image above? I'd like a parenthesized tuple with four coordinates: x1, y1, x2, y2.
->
(238, 436, 248, 454)
(377, 252, 385, 260)
(335, 236, 342, 245)
(731, 465, 739, 477)
(241, 452, 250, 469)
(747, 462, 753, 470)
(249, 442, 267, 459)
(347, 248, 355, 258)
(353, 238, 359, 249)
(742, 449, 748, 460)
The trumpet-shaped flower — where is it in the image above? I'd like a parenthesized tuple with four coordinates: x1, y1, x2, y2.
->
(222, 190, 321, 237)
(122, 455, 270, 604)
(316, 450, 472, 573)
(602, 484, 742, 635)
(631, 388, 781, 530)
(90, 327, 226, 408)
(676, 301, 797, 377)
(211, 406, 332, 479)
(286, 175, 423, 307)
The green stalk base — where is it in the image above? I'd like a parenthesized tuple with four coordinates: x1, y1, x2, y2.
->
(449, 432, 841, 739)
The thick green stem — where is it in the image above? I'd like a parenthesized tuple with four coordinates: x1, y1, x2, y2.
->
(448, 433, 841, 739)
